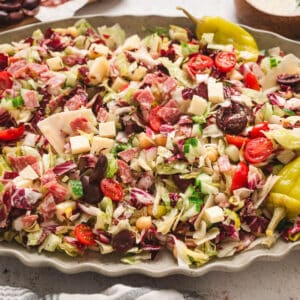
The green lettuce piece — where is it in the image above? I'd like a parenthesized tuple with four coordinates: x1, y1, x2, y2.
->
(155, 208, 178, 235)
(265, 128, 300, 150)
(181, 42, 199, 57)
(98, 24, 126, 49)
(105, 154, 118, 178)
(158, 57, 192, 87)
(27, 229, 44, 246)
(0, 155, 11, 176)
(38, 233, 61, 253)
(74, 19, 93, 35)
(156, 162, 189, 175)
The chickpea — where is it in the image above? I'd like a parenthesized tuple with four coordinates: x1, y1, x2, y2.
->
(136, 216, 152, 231)
(206, 147, 219, 162)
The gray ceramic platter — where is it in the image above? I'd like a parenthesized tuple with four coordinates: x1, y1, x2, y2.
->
(0, 15, 300, 277)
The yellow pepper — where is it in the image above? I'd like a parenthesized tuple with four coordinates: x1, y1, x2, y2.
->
(177, 7, 259, 62)
(269, 157, 300, 218)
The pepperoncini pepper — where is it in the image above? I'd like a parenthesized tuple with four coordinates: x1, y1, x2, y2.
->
(177, 7, 259, 62)
(266, 157, 300, 236)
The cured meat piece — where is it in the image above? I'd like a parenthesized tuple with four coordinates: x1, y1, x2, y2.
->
(44, 181, 68, 203)
(70, 117, 92, 134)
(23, 90, 39, 109)
(118, 148, 140, 162)
(65, 94, 87, 111)
(7, 60, 27, 78)
(9, 155, 40, 175)
(117, 159, 134, 184)
(157, 99, 181, 124)
(39, 193, 56, 221)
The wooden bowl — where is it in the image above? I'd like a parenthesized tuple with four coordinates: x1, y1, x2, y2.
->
(234, 0, 300, 39)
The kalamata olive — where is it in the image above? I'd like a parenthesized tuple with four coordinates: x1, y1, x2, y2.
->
(0, 108, 10, 126)
(23, 0, 40, 10)
(216, 102, 248, 134)
(112, 230, 136, 253)
(0, 1, 22, 12)
(80, 175, 102, 204)
(277, 74, 300, 86)
(172, 174, 194, 192)
(7, 10, 24, 23)
(89, 154, 108, 184)
(0, 10, 9, 24)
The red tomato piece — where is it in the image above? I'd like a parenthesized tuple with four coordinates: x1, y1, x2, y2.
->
(0, 71, 12, 91)
(0, 124, 25, 141)
(244, 72, 260, 91)
(226, 134, 249, 148)
(249, 122, 270, 138)
(74, 223, 95, 246)
(187, 54, 214, 75)
(215, 51, 236, 73)
(100, 178, 123, 201)
(231, 161, 249, 192)
(244, 137, 273, 164)
(149, 105, 163, 133)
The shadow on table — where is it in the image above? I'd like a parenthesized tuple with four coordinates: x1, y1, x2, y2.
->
(76, 0, 123, 16)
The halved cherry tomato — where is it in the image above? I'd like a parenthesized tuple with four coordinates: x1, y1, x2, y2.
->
(187, 54, 214, 75)
(0, 124, 25, 141)
(215, 51, 236, 73)
(244, 137, 273, 164)
(231, 161, 249, 192)
(0, 71, 12, 91)
(100, 178, 123, 201)
(149, 105, 163, 133)
(74, 223, 95, 246)
(249, 122, 269, 138)
(244, 72, 260, 91)
(226, 134, 249, 148)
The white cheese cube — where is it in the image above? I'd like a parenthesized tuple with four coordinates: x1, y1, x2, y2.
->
(88, 56, 109, 85)
(99, 121, 116, 138)
(46, 56, 63, 71)
(70, 135, 90, 154)
(91, 136, 114, 155)
(208, 78, 224, 104)
(13, 176, 32, 188)
(187, 95, 208, 116)
(122, 35, 141, 50)
(204, 206, 224, 224)
(89, 43, 109, 58)
(19, 165, 39, 180)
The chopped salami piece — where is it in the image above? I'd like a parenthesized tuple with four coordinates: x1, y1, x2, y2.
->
(53, 161, 77, 176)
(40, 169, 57, 185)
(134, 88, 155, 104)
(44, 181, 69, 203)
(117, 159, 134, 184)
(143, 72, 167, 86)
(39, 193, 56, 221)
(27, 63, 49, 77)
(97, 108, 109, 123)
(9, 155, 40, 175)
(46, 75, 66, 95)
(23, 90, 39, 109)
(118, 148, 140, 162)
(161, 77, 177, 95)
(70, 117, 92, 134)
(157, 99, 181, 124)
(7, 60, 27, 79)
(65, 94, 86, 111)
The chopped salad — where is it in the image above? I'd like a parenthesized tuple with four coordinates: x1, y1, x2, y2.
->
(0, 15, 300, 268)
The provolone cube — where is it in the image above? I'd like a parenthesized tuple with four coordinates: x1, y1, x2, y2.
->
(19, 165, 39, 180)
(13, 176, 32, 188)
(88, 57, 109, 85)
(204, 206, 224, 224)
(91, 136, 114, 154)
(207, 78, 224, 104)
(46, 56, 63, 71)
(187, 95, 208, 116)
(70, 135, 90, 154)
(89, 43, 109, 58)
(99, 121, 116, 138)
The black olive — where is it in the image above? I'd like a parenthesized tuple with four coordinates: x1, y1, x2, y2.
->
(0, 1, 22, 12)
(23, 0, 40, 10)
(7, 10, 24, 23)
(89, 154, 108, 184)
(172, 174, 194, 192)
(80, 175, 102, 204)
(0, 10, 9, 24)
(112, 230, 136, 253)
(216, 102, 248, 134)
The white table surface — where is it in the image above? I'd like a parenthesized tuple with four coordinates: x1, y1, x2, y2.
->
(1, 1, 300, 299)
